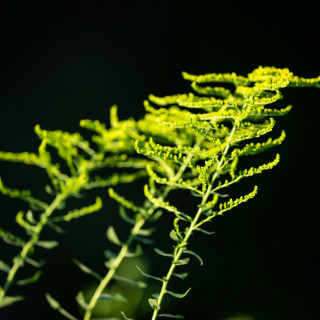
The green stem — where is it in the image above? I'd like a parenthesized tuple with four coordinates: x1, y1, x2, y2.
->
(150, 121, 238, 320)
(0, 193, 66, 304)
(83, 217, 145, 320)
(83, 141, 201, 320)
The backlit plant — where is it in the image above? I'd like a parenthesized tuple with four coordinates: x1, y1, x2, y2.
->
(1, 66, 319, 319)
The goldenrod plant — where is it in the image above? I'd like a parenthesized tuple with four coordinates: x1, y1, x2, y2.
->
(68, 66, 319, 320)
(134, 67, 320, 319)
(1, 66, 319, 319)
(46, 105, 197, 320)
(0, 110, 157, 309)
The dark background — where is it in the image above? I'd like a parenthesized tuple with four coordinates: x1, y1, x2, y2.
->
(0, 1, 319, 320)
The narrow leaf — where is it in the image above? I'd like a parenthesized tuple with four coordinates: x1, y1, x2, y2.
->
(103, 249, 116, 260)
(0, 228, 25, 247)
(98, 293, 127, 302)
(125, 244, 143, 258)
(26, 210, 36, 224)
(135, 236, 154, 245)
(16, 270, 42, 285)
(0, 259, 10, 273)
(158, 314, 185, 319)
(172, 272, 188, 280)
(72, 258, 102, 281)
(113, 275, 147, 288)
(172, 258, 189, 266)
(136, 266, 163, 282)
(47, 221, 67, 234)
(136, 228, 155, 236)
(25, 257, 45, 268)
(195, 227, 215, 235)
(148, 210, 162, 222)
(184, 250, 203, 265)
(0, 295, 24, 308)
(148, 298, 160, 310)
(45, 293, 78, 320)
(165, 287, 191, 299)
(106, 226, 122, 246)
(75, 291, 91, 311)
(119, 206, 135, 225)
(121, 311, 134, 320)
(154, 248, 174, 258)
(104, 259, 116, 269)
(36, 240, 59, 249)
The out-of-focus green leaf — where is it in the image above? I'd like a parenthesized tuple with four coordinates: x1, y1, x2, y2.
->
(106, 226, 122, 246)
(75, 291, 90, 311)
(136, 266, 163, 282)
(0, 259, 10, 273)
(36, 240, 59, 249)
(184, 250, 203, 265)
(72, 258, 102, 281)
(148, 298, 160, 310)
(0, 295, 24, 308)
(16, 270, 42, 285)
(113, 274, 147, 288)
(165, 288, 191, 299)
(45, 293, 78, 320)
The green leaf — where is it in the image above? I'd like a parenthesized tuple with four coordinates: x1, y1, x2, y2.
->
(195, 227, 215, 235)
(154, 248, 174, 258)
(184, 250, 203, 266)
(148, 209, 162, 222)
(135, 236, 154, 245)
(148, 298, 160, 310)
(125, 244, 143, 258)
(113, 275, 147, 288)
(172, 258, 189, 266)
(45, 184, 56, 195)
(165, 287, 191, 299)
(45, 293, 78, 320)
(26, 210, 36, 224)
(25, 257, 45, 268)
(16, 270, 42, 285)
(0, 259, 10, 273)
(121, 311, 134, 320)
(172, 272, 188, 280)
(136, 228, 155, 236)
(36, 240, 59, 249)
(104, 258, 116, 269)
(169, 230, 180, 242)
(75, 291, 91, 311)
(0, 295, 24, 308)
(0, 228, 25, 247)
(103, 249, 116, 260)
(136, 266, 163, 283)
(98, 293, 127, 302)
(106, 226, 122, 246)
(47, 221, 67, 234)
(72, 258, 102, 281)
(158, 314, 185, 319)
(119, 206, 135, 225)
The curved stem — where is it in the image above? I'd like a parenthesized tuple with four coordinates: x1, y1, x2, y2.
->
(151, 122, 238, 320)
(0, 193, 66, 304)
(83, 217, 145, 320)
(83, 141, 201, 320)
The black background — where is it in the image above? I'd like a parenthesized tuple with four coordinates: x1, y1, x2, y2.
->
(0, 1, 319, 320)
